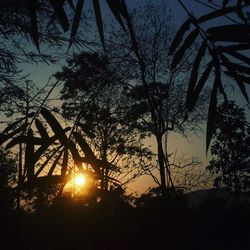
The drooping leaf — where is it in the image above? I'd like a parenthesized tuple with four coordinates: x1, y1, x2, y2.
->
(171, 29, 199, 70)
(49, 0, 69, 32)
(227, 63, 250, 75)
(197, 6, 238, 23)
(22, 175, 68, 190)
(225, 51, 250, 65)
(35, 119, 49, 139)
(25, 129, 35, 181)
(73, 132, 95, 160)
(93, 0, 104, 47)
(207, 24, 250, 36)
(106, 0, 126, 31)
(117, 0, 140, 60)
(219, 44, 250, 52)
(26, 0, 39, 52)
(33, 128, 70, 167)
(5, 135, 45, 150)
(2, 118, 26, 134)
(169, 19, 192, 54)
(67, 140, 84, 170)
(0, 123, 29, 145)
(186, 41, 207, 110)
(221, 54, 249, 102)
(61, 147, 68, 176)
(35, 147, 61, 177)
(48, 150, 64, 176)
(225, 71, 250, 84)
(69, 0, 85, 48)
(40, 108, 68, 145)
(207, 24, 250, 43)
(188, 61, 214, 111)
(170, 6, 239, 54)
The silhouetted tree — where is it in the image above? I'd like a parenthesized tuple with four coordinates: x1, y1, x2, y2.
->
(56, 52, 152, 191)
(0, 149, 17, 217)
(106, 2, 209, 194)
(207, 101, 250, 194)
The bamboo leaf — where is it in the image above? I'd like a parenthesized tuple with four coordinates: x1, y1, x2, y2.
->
(225, 71, 250, 84)
(118, 0, 140, 60)
(0, 123, 28, 145)
(106, 0, 126, 31)
(186, 41, 207, 111)
(5, 135, 49, 150)
(207, 25, 250, 43)
(221, 54, 249, 102)
(170, 6, 239, 55)
(197, 6, 238, 23)
(26, 0, 39, 52)
(195, 61, 214, 95)
(73, 132, 95, 160)
(49, 0, 69, 32)
(226, 63, 250, 75)
(40, 108, 68, 145)
(61, 147, 68, 176)
(67, 140, 84, 170)
(171, 29, 199, 70)
(35, 119, 49, 139)
(188, 61, 214, 111)
(33, 128, 70, 166)
(93, 0, 104, 47)
(48, 150, 64, 176)
(25, 129, 35, 181)
(69, 0, 85, 48)
(35, 147, 61, 177)
(5, 136, 23, 150)
(2, 118, 26, 134)
(219, 44, 250, 52)
(169, 19, 192, 54)
(22, 175, 68, 190)
(225, 51, 250, 65)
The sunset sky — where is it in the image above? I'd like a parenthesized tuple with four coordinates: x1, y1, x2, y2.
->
(18, 0, 250, 194)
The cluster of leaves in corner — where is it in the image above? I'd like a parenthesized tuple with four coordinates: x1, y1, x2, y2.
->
(0, 108, 119, 191)
(170, 0, 250, 151)
(13, 0, 135, 50)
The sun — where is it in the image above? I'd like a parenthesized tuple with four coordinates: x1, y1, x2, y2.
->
(75, 174, 86, 186)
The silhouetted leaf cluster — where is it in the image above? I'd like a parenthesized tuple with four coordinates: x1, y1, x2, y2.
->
(170, 1, 250, 150)
(207, 101, 250, 193)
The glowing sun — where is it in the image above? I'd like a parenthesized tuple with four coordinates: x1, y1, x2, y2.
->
(75, 174, 86, 186)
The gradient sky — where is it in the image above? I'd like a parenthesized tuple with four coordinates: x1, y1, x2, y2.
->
(19, 0, 250, 194)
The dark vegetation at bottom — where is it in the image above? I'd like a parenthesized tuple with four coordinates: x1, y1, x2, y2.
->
(1, 189, 250, 250)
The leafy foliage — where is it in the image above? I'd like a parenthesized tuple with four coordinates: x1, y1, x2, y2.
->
(0, 107, 120, 194)
(170, 0, 250, 150)
(207, 101, 250, 192)
(57, 52, 152, 188)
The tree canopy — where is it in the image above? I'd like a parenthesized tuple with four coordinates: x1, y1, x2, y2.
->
(207, 101, 250, 193)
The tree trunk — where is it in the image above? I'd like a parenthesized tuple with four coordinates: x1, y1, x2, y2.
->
(156, 134, 166, 195)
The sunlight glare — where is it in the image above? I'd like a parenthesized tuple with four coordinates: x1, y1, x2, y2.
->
(75, 174, 86, 186)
